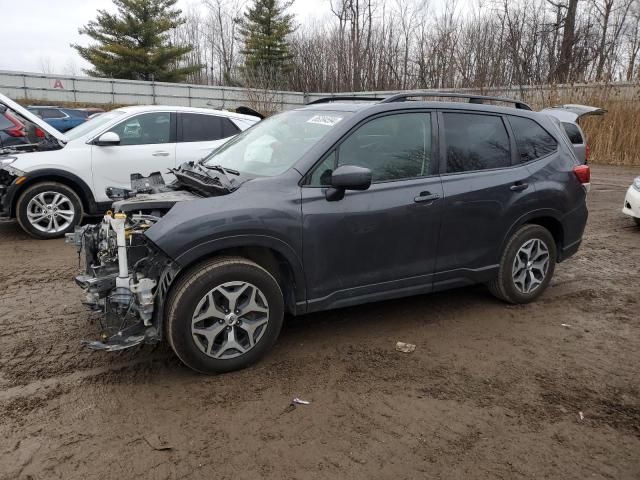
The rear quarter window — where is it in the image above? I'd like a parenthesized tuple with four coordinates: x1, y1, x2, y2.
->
(562, 122, 584, 144)
(508, 116, 558, 163)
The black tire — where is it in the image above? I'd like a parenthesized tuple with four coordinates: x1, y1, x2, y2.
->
(488, 224, 557, 304)
(634, 217, 640, 227)
(16, 182, 83, 239)
(166, 256, 284, 374)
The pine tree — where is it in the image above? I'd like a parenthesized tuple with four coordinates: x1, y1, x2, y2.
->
(72, 0, 201, 82)
(239, 0, 295, 85)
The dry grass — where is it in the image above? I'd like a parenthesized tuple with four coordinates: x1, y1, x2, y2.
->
(515, 86, 640, 167)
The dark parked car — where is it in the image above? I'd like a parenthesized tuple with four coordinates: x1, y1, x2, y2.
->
(68, 93, 590, 374)
(27, 106, 87, 132)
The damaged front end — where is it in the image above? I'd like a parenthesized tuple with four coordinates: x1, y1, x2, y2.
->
(66, 211, 179, 351)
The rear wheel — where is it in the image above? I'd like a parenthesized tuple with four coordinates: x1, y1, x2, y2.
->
(166, 257, 284, 374)
(16, 182, 83, 239)
(488, 224, 556, 304)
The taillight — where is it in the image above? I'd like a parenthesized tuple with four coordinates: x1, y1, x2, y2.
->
(573, 165, 590, 184)
(3, 112, 25, 137)
(6, 126, 24, 137)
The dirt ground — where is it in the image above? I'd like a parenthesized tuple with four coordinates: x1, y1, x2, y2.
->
(0, 165, 638, 480)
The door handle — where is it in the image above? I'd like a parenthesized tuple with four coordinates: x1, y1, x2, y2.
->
(414, 192, 441, 204)
(152, 151, 170, 157)
(510, 181, 529, 192)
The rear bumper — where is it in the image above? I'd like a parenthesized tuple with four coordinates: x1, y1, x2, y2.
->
(622, 185, 640, 219)
(558, 202, 588, 262)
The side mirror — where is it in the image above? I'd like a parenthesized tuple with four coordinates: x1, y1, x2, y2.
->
(95, 132, 120, 146)
(326, 165, 372, 201)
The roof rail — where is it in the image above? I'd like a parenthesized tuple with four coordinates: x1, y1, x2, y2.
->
(306, 96, 384, 105)
(380, 92, 533, 110)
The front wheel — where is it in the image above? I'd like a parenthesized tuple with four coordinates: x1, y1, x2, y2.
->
(16, 182, 83, 239)
(166, 257, 284, 374)
(488, 224, 557, 304)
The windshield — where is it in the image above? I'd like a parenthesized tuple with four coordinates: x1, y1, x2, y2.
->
(203, 109, 352, 176)
(65, 110, 126, 140)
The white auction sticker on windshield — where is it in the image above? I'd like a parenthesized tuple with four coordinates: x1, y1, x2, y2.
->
(306, 115, 343, 126)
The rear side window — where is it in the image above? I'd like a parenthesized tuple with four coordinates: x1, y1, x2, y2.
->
(181, 113, 239, 142)
(443, 113, 511, 173)
(562, 122, 583, 144)
(509, 116, 558, 163)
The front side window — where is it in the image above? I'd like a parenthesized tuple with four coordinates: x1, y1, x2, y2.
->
(308, 113, 432, 185)
(337, 113, 432, 183)
(509, 115, 558, 163)
(107, 112, 171, 146)
(443, 113, 511, 173)
(204, 110, 352, 177)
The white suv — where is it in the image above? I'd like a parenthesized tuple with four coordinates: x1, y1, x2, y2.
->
(0, 94, 260, 238)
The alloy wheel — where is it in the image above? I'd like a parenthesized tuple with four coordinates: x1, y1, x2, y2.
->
(26, 191, 76, 233)
(191, 281, 270, 359)
(512, 238, 550, 294)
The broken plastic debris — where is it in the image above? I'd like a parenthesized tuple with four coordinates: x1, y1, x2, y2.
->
(579, 411, 584, 421)
(396, 341, 416, 353)
(293, 398, 311, 405)
(561, 323, 572, 328)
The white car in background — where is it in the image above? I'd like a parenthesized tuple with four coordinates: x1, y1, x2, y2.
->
(0, 93, 260, 238)
(623, 176, 640, 226)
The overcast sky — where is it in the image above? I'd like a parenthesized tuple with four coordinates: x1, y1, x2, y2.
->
(0, 0, 331, 75)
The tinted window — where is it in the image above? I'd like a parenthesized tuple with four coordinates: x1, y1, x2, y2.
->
(108, 112, 172, 145)
(562, 122, 583, 144)
(222, 118, 240, 137)
(443, 113, 510, 173)
(181, 113, 230, 142)
(509, 116, 558, 163)
(334, 113, 432, 183)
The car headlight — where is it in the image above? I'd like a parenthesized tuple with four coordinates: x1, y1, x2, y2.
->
(0, 156, 17, 167)
(633, 177, 640, 192)
(1, 164, 25, 177)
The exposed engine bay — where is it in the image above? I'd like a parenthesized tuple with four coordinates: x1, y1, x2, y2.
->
(67, 211, 177, 350)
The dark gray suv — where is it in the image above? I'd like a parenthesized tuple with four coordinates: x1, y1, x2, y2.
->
(69, 93, 590, 374)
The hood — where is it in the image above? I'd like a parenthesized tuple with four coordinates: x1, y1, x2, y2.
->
(541, 104, 607, 123)
(0, 92, 68, 144)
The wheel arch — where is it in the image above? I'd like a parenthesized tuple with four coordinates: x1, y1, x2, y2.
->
(10, 169, 96, 217)
(502, 210, 565, 262)
(171, 237, 307, 315)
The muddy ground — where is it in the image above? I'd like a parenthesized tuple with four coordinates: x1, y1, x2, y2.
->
(0, 165, 638, 480)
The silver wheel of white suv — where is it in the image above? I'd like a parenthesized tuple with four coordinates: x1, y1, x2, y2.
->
(16, 181, 83, 239)
(26, 191, 76, 234)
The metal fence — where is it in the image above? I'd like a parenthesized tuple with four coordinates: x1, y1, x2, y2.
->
(1, 70, 637, 110)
